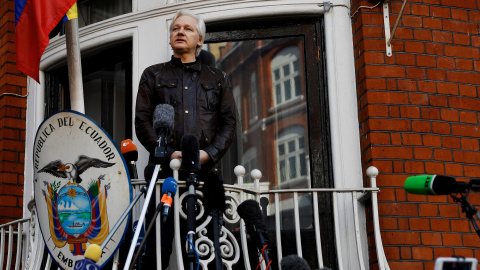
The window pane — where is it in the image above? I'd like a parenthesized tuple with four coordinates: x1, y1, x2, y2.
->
(45, 41, 132, 146)
(78, 0, 132, 27)
(276, 84, 282, 104)
(288, 140, 296, 152)
(278, 144, 285, 156)
(284, 80, 292, 101)
(208, 38, 309, 190)
(293, 59, 300, 72)
(274, 69, 281, 80)
(294, 76, 301, 96)
(299, 136, 305, 149)
(289, 156, 297, 178)
(280, 160, 287, 182)
(300, 153, 307, 176)
(283, 64, 290, 76)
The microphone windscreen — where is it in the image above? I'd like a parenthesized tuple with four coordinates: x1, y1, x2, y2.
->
(201, 173, 226, 213)
(237, 199, 265, 230)
(181, 134, 201, 172)
(281, 255, 312, 270)
(404, 175, 456, 195)
(162, 177, 178, 195)
(84, 244, 102, 263)
(153, 104, 175, 134)
(121, 139, 138, 162)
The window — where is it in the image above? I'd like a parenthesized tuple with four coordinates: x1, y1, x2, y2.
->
(77, 0, 132, 27)
(45, 41, 133, 147)
(271, 46, 302, 107)
(276, 126, 309, 186)
(206, 18, 335, 268)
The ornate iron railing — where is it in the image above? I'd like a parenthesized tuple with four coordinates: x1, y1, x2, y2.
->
(2, 165, 389, 270)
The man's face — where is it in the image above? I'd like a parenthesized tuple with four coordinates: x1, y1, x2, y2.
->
(169, 15, 203, 57)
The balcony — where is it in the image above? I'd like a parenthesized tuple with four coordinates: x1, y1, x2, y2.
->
(1, 165, 389, 270)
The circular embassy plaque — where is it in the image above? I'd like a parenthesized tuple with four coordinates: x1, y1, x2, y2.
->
(33, 111, 131, 270)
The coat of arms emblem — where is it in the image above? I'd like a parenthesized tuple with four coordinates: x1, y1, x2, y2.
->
(33, 111, 131, 270)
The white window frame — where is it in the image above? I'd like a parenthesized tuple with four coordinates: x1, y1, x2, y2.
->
(271, 46, 301, 107)
(276, 126, 309, 185)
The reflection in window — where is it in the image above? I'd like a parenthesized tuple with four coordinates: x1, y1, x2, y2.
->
(233, 85, 241, 122)
(277, 126, 309, 185)
(243, 147, 257, 183)
(250, 72, 258, 122)
(209, 37, 309, 190)
(271, 46, 301, 107)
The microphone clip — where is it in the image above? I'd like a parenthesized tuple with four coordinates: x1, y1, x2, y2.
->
(154, 132, 168, 164)
(450, 193, 480, 238)
(186, 173, 199, 188)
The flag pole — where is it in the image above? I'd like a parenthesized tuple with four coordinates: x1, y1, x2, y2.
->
(64, 12, 85, 113)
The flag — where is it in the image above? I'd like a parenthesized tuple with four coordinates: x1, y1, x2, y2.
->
(15, 0, 77, 83)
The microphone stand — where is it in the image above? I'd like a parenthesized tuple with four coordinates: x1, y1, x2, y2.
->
(186, 173, 199, 270)
(124, 132, 167, 270)
(100, 186, 147, 250)
(129, 202, 164, 270)
(258, 229, 271, 268)
(211, 209, 224, 270)
(450, 192, 480, 238)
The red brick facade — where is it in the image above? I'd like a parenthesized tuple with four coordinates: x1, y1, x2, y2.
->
(352, 0, 480, 268)
(0, 0, 27, 224)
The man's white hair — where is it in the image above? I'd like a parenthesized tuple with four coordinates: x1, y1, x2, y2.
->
(170, 10, 206, 57)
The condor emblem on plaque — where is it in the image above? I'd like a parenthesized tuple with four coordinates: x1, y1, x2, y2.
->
(33, 111, 131, 270)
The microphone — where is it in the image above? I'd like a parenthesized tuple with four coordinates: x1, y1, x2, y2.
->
(281, 254, 312, 270)
(404, 175, 480, 195)
(152, 104, 174, 163)
(121, 139, 138, 179)
(161, 177, 178, 223)
(181, 134, 201, 173)
(202, 173, 226, 213)
(74, 244, 102, 270)
(237, 200, 267, 237)
(237, 200, 270, 266)
(153, 104, 175, 135)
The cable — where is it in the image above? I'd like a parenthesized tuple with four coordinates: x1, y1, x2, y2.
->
(0, 92, 28, 99)
(255, 257, 264, 270)
(255, 244, 269, 270)
(350, 1, 382, 18)
(186, 235, 200, 270)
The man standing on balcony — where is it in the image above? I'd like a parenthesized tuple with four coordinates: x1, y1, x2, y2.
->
(134, 9, 237, 269)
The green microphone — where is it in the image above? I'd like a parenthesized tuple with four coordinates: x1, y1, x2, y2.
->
(404, 175, 461, 195)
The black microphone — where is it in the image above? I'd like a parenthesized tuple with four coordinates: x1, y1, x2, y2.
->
(121, 139, 138, 179)
(237, 199, 270, 266)
(237, 200, 267, 238)
(181, 134, 201, 173)
(152, 104, 174, 163)
(182, 135, 201, 268)
(201, 173, 226, 270)
(202, 173, 226, 213)
(281, 254, 312, 270)
(404, 175, 480, 195)
(161, 177, 178, 223)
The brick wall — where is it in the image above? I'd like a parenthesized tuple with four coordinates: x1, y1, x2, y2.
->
(0, 0, 27, 224)
(352, 0, 480, 268)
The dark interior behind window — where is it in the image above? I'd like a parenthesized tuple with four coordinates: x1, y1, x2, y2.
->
(45, 40, 133, 148)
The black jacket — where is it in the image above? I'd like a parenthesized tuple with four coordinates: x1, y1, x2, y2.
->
(135, 56, 237, 174)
